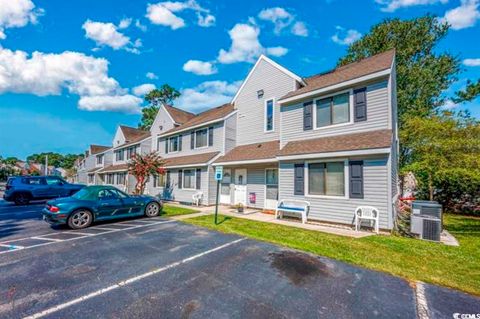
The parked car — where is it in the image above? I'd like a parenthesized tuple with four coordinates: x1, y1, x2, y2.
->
(42, 185, 163, 229)
(3, 176, 85, 205)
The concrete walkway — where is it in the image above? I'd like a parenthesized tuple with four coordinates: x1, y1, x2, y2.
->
(165, 203, 374, 238)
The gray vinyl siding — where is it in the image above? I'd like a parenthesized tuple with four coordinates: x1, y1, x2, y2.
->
(279, 156, 391, 229)
(150, 106, 176, 143)
(280, 80, 390, 147)
(208, 166, 217, 205)
(224, 113, 237, 154)
(246, 167, 267, 209)
(235, 59, 297, 145)
(157, 122, 224, 158)
(147, 167, 209, 205)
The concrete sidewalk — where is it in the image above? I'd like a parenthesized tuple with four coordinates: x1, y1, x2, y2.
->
(166, 203, 374, 238)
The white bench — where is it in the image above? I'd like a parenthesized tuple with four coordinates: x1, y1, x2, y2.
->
(355, 206, 380, 233)
(275, 199, 311, 224)
(192, 191, 203, 206)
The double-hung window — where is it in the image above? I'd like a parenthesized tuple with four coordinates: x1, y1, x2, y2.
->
(169, 136, 179, 152)
(116, 172, 126, 185)
(183, 169, 195, 189)
(316, 92, 350, 128)
(265, 99, 274, 132)
(153, 174, 165, 188)
(195, 128, 208, 148)
(308, 162, 345, 196)
(107, 173, 115, 184)
(96, 155, 103, 165)
(115, 150, 124, 161)
(127, 147, 136, 159)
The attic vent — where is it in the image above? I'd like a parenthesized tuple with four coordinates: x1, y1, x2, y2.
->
(257, 89, 264, 99)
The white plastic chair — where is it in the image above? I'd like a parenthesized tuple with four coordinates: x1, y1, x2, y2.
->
(355, 206, 380, 233)
(192, 191, 203, 206)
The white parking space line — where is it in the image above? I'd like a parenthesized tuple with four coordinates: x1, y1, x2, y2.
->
(0, 220, 175, 255)
(23, 238, 245, 319)
(0, 244, 25, 250)
(63, 231, 95, 237)
(113, 223, 140, 227)
(31, 236, 64, 242)
(0, 233, 58, 244)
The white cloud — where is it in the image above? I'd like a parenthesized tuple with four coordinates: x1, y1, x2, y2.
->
(375, 0, 448, 12)
(135, 19, 147, 32)
(118, 18, 132, 29)
(442, 0, 480, 30)
(291, 21, 308, 37)
(146, 72, 158, 79)
(0, 0, 43, 39)
(442, 99, 459, 109)
(175, 80, 242, 112)
(146, 0, 215, 29)
(331, 26, 362, 45)
(82, 20, 141, 53)
(0, 47, 142, 113)
(258, 7, 308, 37)
(132, 83, 156, 96)
(78, 95, 142, 113)
(266, 46, 288, 57)
(217, 22, 288, 64)
(183, 59, 217, 75)
(463, 58, 480, 66)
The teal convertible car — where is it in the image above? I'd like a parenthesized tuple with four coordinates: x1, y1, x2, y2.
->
(42, 185, 162, 229)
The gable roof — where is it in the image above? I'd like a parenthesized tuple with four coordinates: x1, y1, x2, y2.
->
(164, 105, 195, 124)
(90, 145, 110, 155)
(120, 125, 149, 143)
(161, 103, 235, 136)
(231, 54, 305, 103)
(279, 49, 395, 102)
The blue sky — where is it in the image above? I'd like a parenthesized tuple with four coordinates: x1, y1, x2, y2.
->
(0, 0, 479, 159)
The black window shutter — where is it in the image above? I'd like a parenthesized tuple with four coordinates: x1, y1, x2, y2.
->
(178, 135, 182, 151)
(303, 101, 313, 130)
(208, 127, 214, 146)
(165, 139, 169, 154)
(178, 170, 183, 189)
(349, 161, 364, 198)
(294, 163, 305, 195)
(354, 88, 367, 122)
(196, 168, 201, 189)
(190, 131, 195, 149)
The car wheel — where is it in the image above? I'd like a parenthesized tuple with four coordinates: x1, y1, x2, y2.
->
(67, 209, 93, 229)
(14, 193, 30, 205)
(145, 202, 160, 217)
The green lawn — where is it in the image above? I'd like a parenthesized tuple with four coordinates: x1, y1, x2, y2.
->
(183, 214, 480, 296)
(160, 204, 199, 217)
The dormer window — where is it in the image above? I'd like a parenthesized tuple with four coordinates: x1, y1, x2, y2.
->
(96, 154, 103, 165)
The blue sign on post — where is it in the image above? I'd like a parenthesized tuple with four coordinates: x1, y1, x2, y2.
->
(215, 166, 223, 181)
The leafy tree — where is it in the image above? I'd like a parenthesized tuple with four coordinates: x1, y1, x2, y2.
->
(3, 157, 19, 166)
(26, 152, 82, 169)
(401, 111, 480, 212)
(453, 79, 480, 103)
(138, 84, 181, 130)
(128, 152, 166, 195)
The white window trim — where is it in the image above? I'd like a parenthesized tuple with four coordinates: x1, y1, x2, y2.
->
(168, 136, 180, 154)
(313, 89, 354, 131)
(181, 169, 197, 190)
(304, 158, 349, 199)
(264, 97, 275, 133)
(194, 128, 209, 150)
(264, 168, 279, 204)
(154, 174, 166, 188)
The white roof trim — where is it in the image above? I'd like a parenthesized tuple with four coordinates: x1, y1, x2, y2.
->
(213, 158, 278, 166)
(159, 110, 238, 138)
(231, 55, 305, 104)
(278, 68, 391, 104)
(162, 104, 179, 125)
(165, 163, 208, 169)
(276, 147, 391, 161)
(113, 136, 152, 150)
(98, 168, 128, 173)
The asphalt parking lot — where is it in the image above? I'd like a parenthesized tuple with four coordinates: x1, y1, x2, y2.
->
(0, 200, 479, 319)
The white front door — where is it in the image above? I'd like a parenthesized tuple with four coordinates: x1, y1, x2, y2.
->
(220, 169, 231, 204)
(265, 168, 278, 210)
(234, 169, 247, 206)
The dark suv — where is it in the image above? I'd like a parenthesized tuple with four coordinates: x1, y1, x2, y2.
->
(3, 176, 85, 205)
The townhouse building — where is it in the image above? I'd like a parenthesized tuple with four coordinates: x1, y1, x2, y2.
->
(146, 49, 399, 230)
(75, 145, 110, 184)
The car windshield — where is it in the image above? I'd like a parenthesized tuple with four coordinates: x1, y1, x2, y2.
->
(71, 188, 97, 200)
